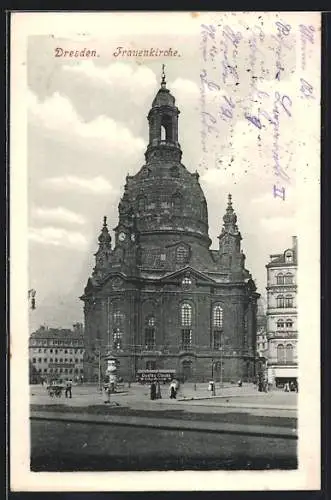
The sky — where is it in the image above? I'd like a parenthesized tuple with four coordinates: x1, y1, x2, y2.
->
(27, 19, 300, 331)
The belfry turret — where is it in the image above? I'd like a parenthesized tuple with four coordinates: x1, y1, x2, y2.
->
(145, 65, 182, 164)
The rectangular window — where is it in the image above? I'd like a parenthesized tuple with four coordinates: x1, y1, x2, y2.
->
(146, 361, 156, 370)
(145, 328, 155, 350)
(113, 329, 123, 350)
(285, 297, 293, 308)
(213, 330, 222, 349)
(181, 329, 192, 349)
(32, 358, 36, 363)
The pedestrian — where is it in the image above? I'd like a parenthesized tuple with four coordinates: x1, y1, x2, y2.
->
(169, 380, 177, 399)
(150, 381, 156, 400)
(237, 379, 242, 387)
(65, 379, 72, 399)
(156, 380, 161, 399)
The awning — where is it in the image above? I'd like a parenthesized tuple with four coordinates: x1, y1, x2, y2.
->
(268, 366, 298, 378)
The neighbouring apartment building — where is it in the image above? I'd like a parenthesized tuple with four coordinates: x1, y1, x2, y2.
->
(266, 236, 298, 387)
(256, 297, 268, 374)
(29, 323, 85, 382)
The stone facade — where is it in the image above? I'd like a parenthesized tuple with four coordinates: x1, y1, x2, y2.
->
(81, 74, 260, 383)
(29, 324, 85, 383)
(266, 236, 298, 387)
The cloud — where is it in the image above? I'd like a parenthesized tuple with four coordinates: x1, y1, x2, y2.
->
(28, 90, 146, 157)
(62, 61, 157, 98)
(29, 226, 88, 249)
(200, 167, 228, 187)
(41, 175, 114, 194)
(32, 206, 86, 225)
(171, 78, 200, 101)
(260, 216, 296, 233)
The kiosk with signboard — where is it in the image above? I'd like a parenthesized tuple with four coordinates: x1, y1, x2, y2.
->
(136, 369, 176, 385)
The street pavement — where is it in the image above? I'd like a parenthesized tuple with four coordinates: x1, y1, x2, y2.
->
(30, 382, 297, 418)
(30, 419, 297, 471)
(30, 383, 297, 471)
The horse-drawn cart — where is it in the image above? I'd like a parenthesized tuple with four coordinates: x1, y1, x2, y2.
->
(47, 383, 65, 398)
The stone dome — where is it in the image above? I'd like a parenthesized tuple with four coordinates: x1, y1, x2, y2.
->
(123, 162, 209, 245)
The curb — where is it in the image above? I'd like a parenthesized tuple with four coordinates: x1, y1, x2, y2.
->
(30, 411, 297, 440)
(176, 400, 296, 411)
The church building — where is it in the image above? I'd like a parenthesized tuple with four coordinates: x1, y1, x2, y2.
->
(81, 69, 260, 383)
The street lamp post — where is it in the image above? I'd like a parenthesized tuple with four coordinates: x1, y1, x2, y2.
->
(98, 349, 102, 392)
(220, 347, 223, 387)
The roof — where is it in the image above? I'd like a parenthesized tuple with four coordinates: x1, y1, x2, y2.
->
(30, 328, 84, 340)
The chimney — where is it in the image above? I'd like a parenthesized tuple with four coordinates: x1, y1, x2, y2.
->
(292, 236, 297, 252)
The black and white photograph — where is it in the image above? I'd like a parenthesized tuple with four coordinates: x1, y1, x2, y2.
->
(10, 11, 320, 491)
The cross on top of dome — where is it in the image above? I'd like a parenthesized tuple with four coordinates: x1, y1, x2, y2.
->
(161, 64, 166, 89)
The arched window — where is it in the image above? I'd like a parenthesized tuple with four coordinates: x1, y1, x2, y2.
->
(181, 304, 192, 327)
(213, 305, 223, 328)
(212, 305, 223, 349)
(181, 304, 192, 350)
(172, 192, 182, 211)
(285, 295, 293, 308)
(285, 318, 293, 328)
(176, 245, 189, 264)
(277, 295, 284, 308)
(277, 318, 285, 329)
(113, 328, 123, 350)
(286, 344, 294, 362)
(160, 115, 173, 141)
(285, 272, 293, 284)
(145, 316, 156, 350)
(137, 195, 146, 212)
(277, 344, 285, 363)
(276, 273, 284, 285)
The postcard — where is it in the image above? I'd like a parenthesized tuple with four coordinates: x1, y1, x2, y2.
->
(10, 11, 321, 491)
